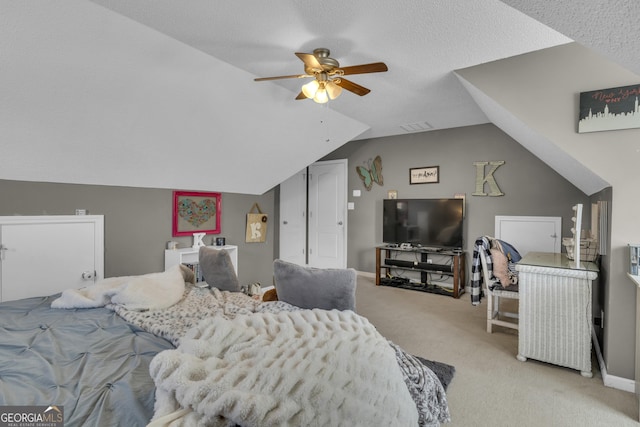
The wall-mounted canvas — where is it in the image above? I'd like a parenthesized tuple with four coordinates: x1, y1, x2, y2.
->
(173, 191, 221, 236)
(409, 166, 439, 184)
(578, 84, 640, 133)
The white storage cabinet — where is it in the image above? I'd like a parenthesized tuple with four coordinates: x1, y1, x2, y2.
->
(0, 215, 104, 302)
(164, 245, 238, 276)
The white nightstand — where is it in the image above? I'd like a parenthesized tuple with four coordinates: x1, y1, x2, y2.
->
(164, 245, 238, 275)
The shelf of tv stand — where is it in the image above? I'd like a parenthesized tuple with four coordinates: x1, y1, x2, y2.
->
(375, 245, 466, 298)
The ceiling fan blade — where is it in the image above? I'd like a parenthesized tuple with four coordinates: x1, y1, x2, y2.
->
(339, 62, 388, 75)
(254, 74, 310, 81)
(295, 91, 308, 100)
(295, 52, 323, 70)
(335, 78, 371, 96)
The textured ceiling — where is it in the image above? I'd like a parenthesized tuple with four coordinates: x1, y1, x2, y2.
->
(2, 1, 638, 194)
(88, 0, 572, 140)
(503, 0, 640, 75)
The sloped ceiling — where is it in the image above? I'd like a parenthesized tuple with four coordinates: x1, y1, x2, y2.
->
(456, 71, 610, 195)
(502, 0, 640, 75)
(1, 0, 574, 194)
(461, 0, 640, 195)
(1, 1, 368, 195)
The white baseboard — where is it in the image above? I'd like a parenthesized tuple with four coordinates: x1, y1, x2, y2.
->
(592, 328, 635, 393)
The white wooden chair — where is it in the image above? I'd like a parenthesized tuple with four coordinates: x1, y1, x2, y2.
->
(479, 249, 519, 333)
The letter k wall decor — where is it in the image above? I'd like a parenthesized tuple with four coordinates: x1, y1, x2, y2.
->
(473, 161, 505, 197)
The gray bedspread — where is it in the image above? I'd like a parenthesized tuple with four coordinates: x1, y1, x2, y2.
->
(0, 286, 450, 427)
(0, 294, 174, 427)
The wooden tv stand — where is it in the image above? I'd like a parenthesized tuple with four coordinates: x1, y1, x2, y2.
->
(375, 245, 466, 298)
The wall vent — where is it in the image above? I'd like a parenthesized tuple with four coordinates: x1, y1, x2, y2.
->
(400, 121, 433, 133)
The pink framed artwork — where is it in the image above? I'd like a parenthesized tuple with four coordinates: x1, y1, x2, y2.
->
(172, 191, 221, 236)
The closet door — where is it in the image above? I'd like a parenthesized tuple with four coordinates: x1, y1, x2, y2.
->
(279, 160, 348, 268)
(494, 215, 561, 256)
(0, 216, 104, 302)
(279, 170, 307, 265)
(308, 160, 347, 268)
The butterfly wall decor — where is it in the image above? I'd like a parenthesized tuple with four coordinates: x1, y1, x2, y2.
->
(356, 155, 383, 191)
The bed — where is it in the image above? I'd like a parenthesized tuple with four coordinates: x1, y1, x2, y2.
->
(0, 262, 451, 426)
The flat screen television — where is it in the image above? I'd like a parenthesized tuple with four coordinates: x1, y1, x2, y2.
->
(383, 198, 464, 250)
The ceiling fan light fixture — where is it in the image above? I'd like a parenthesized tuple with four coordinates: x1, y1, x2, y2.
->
(326, 80, 342, 100)
(313, 86, 329, 104)
(255, 48, 387, 102)
(301, 79, 320, 98)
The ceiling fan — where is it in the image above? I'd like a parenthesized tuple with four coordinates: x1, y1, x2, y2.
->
(254, 48, 388, 103)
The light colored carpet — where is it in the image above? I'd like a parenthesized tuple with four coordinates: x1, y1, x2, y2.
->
(354, 274, 638, 427)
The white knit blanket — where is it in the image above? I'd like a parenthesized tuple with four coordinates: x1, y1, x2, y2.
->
(148, 309, 419, 427)
(51, 265, 193, 311)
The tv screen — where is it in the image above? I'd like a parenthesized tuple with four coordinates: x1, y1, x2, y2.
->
(383, 198, 463, 249)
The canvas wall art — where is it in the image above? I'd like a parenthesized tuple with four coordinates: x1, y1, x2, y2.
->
(409, 166, 439, 184)
(578, 84, 640, 133)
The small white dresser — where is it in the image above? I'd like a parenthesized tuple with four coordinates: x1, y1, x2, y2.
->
(516, 252, 598, 377)
(164, 245, 238, 275)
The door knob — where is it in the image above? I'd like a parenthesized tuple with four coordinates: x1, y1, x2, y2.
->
(338, 221, 343, 225)
(283, 221, 288, 225)
(81, 271, 95, 280)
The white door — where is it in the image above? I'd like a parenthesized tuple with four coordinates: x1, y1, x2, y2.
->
(308, 160, 347, 268)
(0, 216, 104, 302)
(279, 170, 307, 266)
(494, 215, 561, 256)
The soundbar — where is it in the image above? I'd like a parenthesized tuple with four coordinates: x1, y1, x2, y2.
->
(384, 258, 453, 272)
(384, 258, 416, 268)
(416, 262, 453, 272)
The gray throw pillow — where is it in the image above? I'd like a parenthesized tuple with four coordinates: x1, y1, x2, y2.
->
(273, 259, 357, 311)
(199, 247, 240, 292)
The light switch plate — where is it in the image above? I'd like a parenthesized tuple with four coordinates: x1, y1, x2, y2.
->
(348, 202, 355, 210)
(353, 190, 361, 197)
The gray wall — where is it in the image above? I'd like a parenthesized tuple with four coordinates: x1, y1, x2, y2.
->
(456, 43, 640, 380)
(0, 180, 275, 285)
(1, 122, 584, 282)
(327, 123, 591, 273)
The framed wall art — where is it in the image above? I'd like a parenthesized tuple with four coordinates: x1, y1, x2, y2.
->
(578, 83, 640, 133)
(172, 191, 221, 236)
(410, 166, 439, 184)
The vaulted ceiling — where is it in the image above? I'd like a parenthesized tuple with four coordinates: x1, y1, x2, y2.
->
(2, 1, 638, 194)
